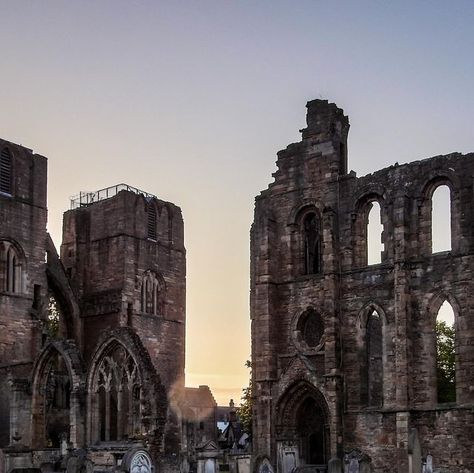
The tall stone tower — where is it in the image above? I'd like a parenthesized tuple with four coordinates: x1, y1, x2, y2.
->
(61, 185, 186, 389)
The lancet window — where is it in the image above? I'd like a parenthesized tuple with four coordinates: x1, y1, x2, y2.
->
(366, 309, 383, 407)
(0, 241, 22, 293)
(302, 212, 322, 275)
(140, 270, 165, 315)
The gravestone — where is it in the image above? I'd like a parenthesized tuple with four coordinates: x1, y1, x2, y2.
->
(204, 459, 216, 473)
(328, 457, 342, 473)
(423, 455, 433, 473)
(257, 459, 274, 473)
(343, 449, 372, 473)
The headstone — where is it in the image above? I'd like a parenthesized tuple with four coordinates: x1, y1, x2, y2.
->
(283, 453, 296, 473)
(425, 455, 433, 473)
(130, 451, 153, 473)
(348, 459, 358, 473)
(205, 459, 215, 473)
(343, 449, 371, 473)
(258, 459, 274, 473)
(328, 457, 342, 473)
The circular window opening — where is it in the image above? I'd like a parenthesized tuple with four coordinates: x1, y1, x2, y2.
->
(297, 308, 324, 349)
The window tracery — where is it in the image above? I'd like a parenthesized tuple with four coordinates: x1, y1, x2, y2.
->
(92, 343, 142, 441)
(296, 308, 324, 350)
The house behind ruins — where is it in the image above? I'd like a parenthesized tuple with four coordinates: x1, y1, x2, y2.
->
(250, 100, 473, 473)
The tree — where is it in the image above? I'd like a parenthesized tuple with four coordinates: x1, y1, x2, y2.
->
(47, 296, 60, 338)
(237, 359, 252, 436)
(436, 320, 455, 403)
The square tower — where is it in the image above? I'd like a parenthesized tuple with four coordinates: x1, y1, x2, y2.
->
(61, 184, 186, 391)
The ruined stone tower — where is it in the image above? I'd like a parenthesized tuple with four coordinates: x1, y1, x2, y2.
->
(0, 137, 187, 472)
(250, 100, 474, 473)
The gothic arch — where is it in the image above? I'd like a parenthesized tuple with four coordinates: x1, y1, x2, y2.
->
(276, 380, 330, 430)
(426, 291, 460, 323)
(426, 291, 459, 404)
(275, 380, 330, 465)
(357, 301, 389, 329)
(31, 340, 85, 448)
(287, 200, 324, 226)
(0, 238, 26, 294)
(288, 205, 324, 276)
(86, 328, 167, 446)
(357, 303, 388, 408)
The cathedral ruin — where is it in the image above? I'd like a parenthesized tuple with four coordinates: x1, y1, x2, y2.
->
(0, 99, 473, 473)
(250, 100, 473, 473)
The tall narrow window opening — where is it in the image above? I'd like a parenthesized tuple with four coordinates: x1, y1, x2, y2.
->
(432, 185, 451, 253)
(367, 202, 383, 265)
(147, 204, 157, 240)
(140, 271, 165, 315)
(1, 241, 22, 293)
(436, 301, 455, 403)
(0, 148, 12, 195)
(367, 309, 383, 407)
(303, 213, 321, 275)
(44, 351, 71, 447)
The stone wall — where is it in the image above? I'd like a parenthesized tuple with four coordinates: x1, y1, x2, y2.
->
(0, 139, 48, 448)
(250, 100, 474, 473)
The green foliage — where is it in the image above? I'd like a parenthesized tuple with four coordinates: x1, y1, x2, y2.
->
(237, 359, 252, 435)
(436, 320, 455, 403)
(47, 296, 60, 338)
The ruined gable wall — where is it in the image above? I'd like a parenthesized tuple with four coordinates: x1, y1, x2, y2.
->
(251, 100, 474, 472)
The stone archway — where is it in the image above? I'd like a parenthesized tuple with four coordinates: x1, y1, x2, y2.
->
(276, 381, 330, 472)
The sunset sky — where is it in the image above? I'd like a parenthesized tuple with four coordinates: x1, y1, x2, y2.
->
(1, 1, 473, 404)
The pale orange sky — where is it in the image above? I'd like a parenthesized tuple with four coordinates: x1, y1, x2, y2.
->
(1, 1, 472, 405)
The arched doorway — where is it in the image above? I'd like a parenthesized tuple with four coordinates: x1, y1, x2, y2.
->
(276, 381, 330, 471)
(296, 397, 326, 465)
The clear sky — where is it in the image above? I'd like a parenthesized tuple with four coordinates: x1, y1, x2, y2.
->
(1, 1, 472, 404)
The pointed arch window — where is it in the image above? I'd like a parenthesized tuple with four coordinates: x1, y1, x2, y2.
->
(303, 212, 321, 275)
(0, 148, 12, 195)
(436, 300, 455, 403)
(92, 343, 142, 442)
(0, 241, 23, 293)
(140, 270, 165, 315)
(31, 346, 74, 448)
(366, 309, 383, 407)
